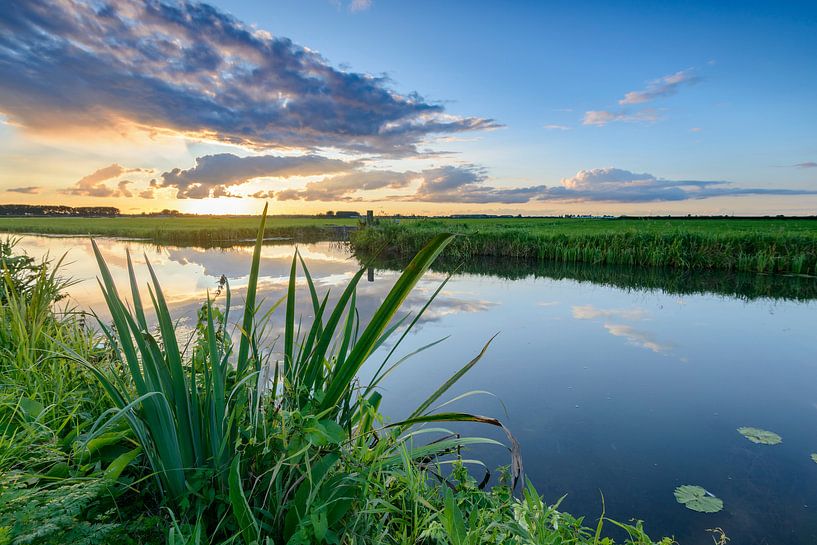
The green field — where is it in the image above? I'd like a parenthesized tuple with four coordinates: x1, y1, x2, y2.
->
(351, 217, 817, 274)
(4, 215, 817, 274)
(0, 215, 358, 246)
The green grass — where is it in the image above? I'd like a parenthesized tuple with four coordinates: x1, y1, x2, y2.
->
(351, 217, 817, 274)
(6, 215, 817, 274)
(0, 216, 358, 246)
(0, 223, 673, 545)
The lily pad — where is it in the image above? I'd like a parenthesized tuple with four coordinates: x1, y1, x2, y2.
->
(737, 427, 782, 445)
(810, 453, 817, 464)
(674, 485, 724, 513)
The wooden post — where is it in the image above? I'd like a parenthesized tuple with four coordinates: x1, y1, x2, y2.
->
(366, 210, 374, 225)
(367, 266, 374, 282)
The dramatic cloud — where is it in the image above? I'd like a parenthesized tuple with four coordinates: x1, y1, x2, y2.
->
(277, 170, 417, 201)
(158, 153, 356, 199)
(240, 163, 546, 204)
(618, 69, 699, 105)
(5, 186, 40, 194)
(0, 1, 497, 155)
(795, 162, 817, 169)
(409, 165, 546, 203)
(62, 164, 144, 197)
(582, 109, 661, 126)
(153, 155, 817, 204)
(535, 167, 817, 203)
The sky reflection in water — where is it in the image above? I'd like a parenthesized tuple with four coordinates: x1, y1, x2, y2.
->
(15, 235, 817, 545)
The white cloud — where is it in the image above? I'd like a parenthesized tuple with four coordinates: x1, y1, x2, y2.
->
(62, 164, 147, 197)
(535, 167, 817, 203)
(618, 69, 700, 105)
(582, 109, 661, 126)
(349, 0, 372, 11)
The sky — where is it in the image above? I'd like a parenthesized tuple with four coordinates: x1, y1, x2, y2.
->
(0, 0, 816, 216)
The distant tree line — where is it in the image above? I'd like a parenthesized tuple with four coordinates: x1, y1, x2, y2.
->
(0, 204, 120, 217)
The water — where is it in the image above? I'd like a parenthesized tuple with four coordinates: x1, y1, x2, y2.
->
(13, 235, 817, 545)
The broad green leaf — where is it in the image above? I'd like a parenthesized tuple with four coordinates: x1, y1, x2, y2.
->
(317, 419, 346, 445)
(18, 397, 44, 420)
(673, 485, 723, 513)
(105, 447, 142, 481)
(737, 426, 782, 445)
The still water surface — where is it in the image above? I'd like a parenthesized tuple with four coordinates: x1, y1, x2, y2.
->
(15, 235, 817, 545)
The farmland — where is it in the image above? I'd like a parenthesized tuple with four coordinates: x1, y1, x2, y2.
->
(0, 215, 358, 246)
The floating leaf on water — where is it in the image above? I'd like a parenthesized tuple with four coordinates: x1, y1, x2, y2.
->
(811, 454, 817, 464)
(674, 485, 724, 513)
(737, 427, 782, 445)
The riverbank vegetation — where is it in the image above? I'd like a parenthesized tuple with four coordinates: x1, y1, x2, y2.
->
(0, 215, 673, 544)
(364, 252, 817, 302)
(351, 218, 817, 274)
(4, 217, 817, 276)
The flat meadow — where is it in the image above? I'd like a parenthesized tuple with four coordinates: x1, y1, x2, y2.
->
(0, 215, 358, 246)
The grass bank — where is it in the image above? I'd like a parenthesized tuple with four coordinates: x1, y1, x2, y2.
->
(351, 218, 817, 274)
(0, 216, 358, 247)
(0, 222, 671, 545)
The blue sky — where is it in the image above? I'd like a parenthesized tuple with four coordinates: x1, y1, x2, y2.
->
(0, 0, 815, 214)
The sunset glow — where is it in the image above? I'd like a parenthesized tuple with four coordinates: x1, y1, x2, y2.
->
(1, 1, 815, 215)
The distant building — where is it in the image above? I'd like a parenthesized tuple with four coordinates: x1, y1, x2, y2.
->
(334, 211, 360, 218)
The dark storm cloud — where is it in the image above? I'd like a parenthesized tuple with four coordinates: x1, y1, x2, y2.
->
(0, 0, 498, 155)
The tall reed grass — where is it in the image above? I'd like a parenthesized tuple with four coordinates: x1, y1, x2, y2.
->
(64, 204, 521, 543)
(351, 219, 817, 274)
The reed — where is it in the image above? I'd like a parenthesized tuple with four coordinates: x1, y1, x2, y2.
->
(64, 204, 520, 543)
(351, 218, 817, 274)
